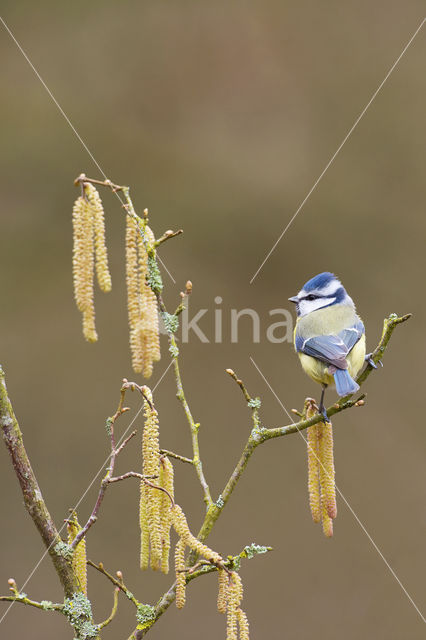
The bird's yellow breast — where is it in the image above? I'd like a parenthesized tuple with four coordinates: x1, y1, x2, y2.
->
(295, 303, 359, 339)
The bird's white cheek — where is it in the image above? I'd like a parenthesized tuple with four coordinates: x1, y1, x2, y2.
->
(298, 297, 336, 316)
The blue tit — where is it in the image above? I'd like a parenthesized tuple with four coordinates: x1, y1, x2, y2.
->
(289, 272, 366, 421)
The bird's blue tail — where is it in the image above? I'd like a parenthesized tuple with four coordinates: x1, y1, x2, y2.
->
(334, 369, 360, 396)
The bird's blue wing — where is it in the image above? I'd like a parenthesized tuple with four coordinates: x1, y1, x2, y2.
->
(338, 318, 365, 352)
(296, 334, 349, 369)
(295, 319, 364, 370)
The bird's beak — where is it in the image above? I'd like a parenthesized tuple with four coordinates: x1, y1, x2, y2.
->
(288, 296, 299, 304)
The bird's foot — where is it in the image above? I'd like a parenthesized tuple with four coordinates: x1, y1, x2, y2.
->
(318, 403, 331, 424)
(365, 352, 383, 369)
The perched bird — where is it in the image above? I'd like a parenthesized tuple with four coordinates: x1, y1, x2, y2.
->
(289, 272, 366, 421)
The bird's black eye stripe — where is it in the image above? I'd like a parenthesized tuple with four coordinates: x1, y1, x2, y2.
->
(303, 294, 319, 301)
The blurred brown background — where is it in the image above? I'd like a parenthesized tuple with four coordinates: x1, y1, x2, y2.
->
(0, 2, 425, 639)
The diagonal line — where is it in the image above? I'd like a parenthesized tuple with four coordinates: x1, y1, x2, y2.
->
(249, 356, 426, 624)
(0, 16, 106, 180)
(0, 358, 174, 625)
(249, 18, 425, 284)
(0, 14, 176, 283)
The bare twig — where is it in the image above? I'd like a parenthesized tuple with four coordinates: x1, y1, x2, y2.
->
(225, 369, 252, 403)
(160, 449, 193, 465)
(108, 473, 175, 507)
(71, 387, 135, 550)
(98, 587, 119, 630)
(154, 229, 183, 248)
(0, 580, 63, 613)
(87, 561, 139, 607)
(155, 290, 213, 508)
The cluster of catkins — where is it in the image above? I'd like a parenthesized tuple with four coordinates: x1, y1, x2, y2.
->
(72, 181, 160, 377)
(72, 183, 111, 342)
(140, 387, 249, 640)
(125, 216, 160, 378)
(305, 399, 337, 537)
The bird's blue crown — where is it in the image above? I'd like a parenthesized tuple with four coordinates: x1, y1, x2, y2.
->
(302, 272, 337, 292)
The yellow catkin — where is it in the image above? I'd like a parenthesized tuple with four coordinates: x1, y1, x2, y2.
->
(126, 218, 161, 376)
(137, 224, 160, 378)
(175, 538, 186, 609)
(317, 421, 337, 520)
(140, 387, 162, 570)
(72, 194, 97, 342)
(139, 481, 150, 570)
(307, 424, 321, 523)
(126, 216, 144, 372)
(321, 496, 334, 538)
(67, 517, 87, 595)
(159, 457, 174, 574)
(237, 608, 250, 640)
(85, 183, 112, 293)
(170, 504, 222, 564)
(217, 569, 228, 614)
(72, 196, 87, 313)
(226, 573, 243, 640)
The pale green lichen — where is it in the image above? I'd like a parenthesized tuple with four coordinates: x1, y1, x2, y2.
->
(248, 398, 261, 409)
(41, 600, 55, 610)
(54, 541, 73, 561)
(146, 254, 163, 293)
(105, 417, 113, 436)
(162, 312, 179, 334)
(136, 603, 156, 630)
(242, 543, 271, 559)
(64, 593, 98, 639)
(169, 344, 179, 357)
(216, 495, 224, 509)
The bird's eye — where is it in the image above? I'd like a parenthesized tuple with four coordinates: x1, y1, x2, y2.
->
(305, 294, 318, 301)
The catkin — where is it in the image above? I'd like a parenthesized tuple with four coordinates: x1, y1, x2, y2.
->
(305, 399, 337, 537)
(307, 424, 321, 523)
(171, 504, 222, 564)
(175, 538, 186, 609)
(317, 421, 337, 520)
(226, 573, 243, 640)
(237, 608, 250, 640)
(139, 480, 150, 570)
(321, 496, 334, 538)
(159, 456, 174, 574)
(85, 183, 111, 293)
(140, 387, 162, 570)
(72, 194, 97, 342)
(217, 569, 228, 614)
(67, 516, 87, 595)
(126, 217, 161, 377)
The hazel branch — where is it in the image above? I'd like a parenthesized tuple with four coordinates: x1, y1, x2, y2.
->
(131, 544, 272, 637)
(0, 367, 79, 597)
(194, 312, 411, 544)
(154, 288, 213, 508)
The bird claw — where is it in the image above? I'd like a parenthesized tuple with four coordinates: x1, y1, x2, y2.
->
(365, 353, 383, 369)
(318, 404, 331, 424)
